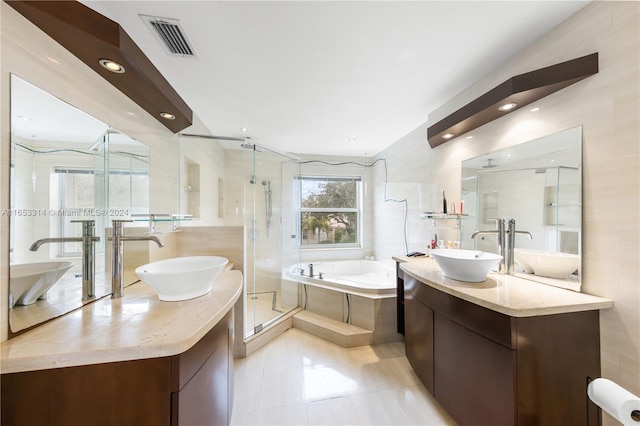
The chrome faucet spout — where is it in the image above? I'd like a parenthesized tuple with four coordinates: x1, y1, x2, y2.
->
(120, 235, 164, 248)
(471, 219, 507, 274)
(470, 230, 497, 239)
(506, 219, 532, 275)
(29, 237, 82, 251)
(30, 220, 100, 300)
(111, 220, 164, 299)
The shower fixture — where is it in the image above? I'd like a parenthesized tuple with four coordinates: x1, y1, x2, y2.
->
(483, 159, 497, 168)
(263, 180, 272, 237)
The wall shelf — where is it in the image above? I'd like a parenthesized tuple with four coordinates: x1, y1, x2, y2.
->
(420, 213, 468, 228)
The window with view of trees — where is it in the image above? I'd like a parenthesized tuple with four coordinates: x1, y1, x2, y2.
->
(299, 176, 361, 247)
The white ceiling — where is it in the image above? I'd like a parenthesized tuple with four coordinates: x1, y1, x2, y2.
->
(81, 1, 589, 157)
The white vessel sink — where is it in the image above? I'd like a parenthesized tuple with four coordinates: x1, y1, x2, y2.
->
(514, 249, 579, 279)
(135, 256, 228, 301)
(10, 261, 74, 307)
(430, 249, 502, 283)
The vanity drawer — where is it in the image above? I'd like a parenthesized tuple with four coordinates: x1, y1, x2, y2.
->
(404, 276, 515, 349)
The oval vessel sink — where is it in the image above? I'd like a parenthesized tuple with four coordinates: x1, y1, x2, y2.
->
(10, 261, 74, 307)
(135, 256, 228, 301)
(430, 249, 502, 283)
(514, 249, 579, 279)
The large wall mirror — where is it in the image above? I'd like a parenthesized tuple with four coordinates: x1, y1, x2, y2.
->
(461, 126, 582, 291)
(9, 75, 150, 333)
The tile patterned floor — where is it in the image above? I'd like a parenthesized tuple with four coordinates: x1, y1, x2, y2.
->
(231, 328, 457, 425)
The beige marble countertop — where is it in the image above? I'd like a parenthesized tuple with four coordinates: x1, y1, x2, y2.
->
(394, 256, 613, 317)
(1, 269, 243, 374)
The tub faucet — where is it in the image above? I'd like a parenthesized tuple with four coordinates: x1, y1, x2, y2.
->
(308, 263, 314, 278)
(30, 220, 100, 300)
(111, 219, 163, 299)
(471, 218, 506, 274)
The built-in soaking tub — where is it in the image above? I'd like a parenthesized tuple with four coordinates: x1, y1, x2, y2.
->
(285, 259, 401, 344)
(286, 259, 396, 298)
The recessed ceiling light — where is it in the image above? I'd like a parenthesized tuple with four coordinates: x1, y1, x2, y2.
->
(443, 133, 454, 139)
(99, 58, 125, 73)
(160, 112, 176, 120)
(348, 138, 356, 142)
(241, 127, 248, 132)
(17, 115, 31, 121)
(498, 102, 517, 111)
(530, 107, 540, 112)
(466, 136, 473, 139)
(45, 56, 62, 65)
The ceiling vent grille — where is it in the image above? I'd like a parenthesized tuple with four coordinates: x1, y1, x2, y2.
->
(140, 15, 197, 58)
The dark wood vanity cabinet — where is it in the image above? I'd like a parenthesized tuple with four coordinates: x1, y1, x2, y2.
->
(1, 310, 234, 426)
(402, 275, 601, 426)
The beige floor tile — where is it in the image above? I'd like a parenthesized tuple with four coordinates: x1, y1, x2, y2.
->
(377, 356, 421, 389)
(259, 370, 306, 409)
(230, 410, 259, 426)
(307, 397, 361, 425)
(392, 385, 458, 426)
(257, 403, 309, 426)
(234, 351, 265, 380)
(233, 327, 452, 426)
(337, 361, 390, 395)
(350, 389, 412, 425)
(301, 365, 351, 402)
(233, 374, 263, 414)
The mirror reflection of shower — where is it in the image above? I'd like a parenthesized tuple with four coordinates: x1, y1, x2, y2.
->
(262, 180, 272, 237)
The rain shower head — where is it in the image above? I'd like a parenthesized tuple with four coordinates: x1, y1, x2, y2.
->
(483, 159, 497, 168)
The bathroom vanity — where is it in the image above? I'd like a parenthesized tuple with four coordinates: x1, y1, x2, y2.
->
(395, 256, 613, 426)
(1, 269, 243, 426)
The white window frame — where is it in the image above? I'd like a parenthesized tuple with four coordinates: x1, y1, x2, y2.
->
(297, 175, 363, 249)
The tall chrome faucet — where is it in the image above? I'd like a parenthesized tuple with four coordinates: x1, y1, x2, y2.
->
(30, 220, 101, 300)
(471, 218, 507, 273)
(471, 218, 532, 275)
(506, 219, 533, 275)
(111, 219, 164, 299)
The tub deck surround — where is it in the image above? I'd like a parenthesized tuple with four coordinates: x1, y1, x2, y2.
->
(0, 269, 243, 374)
(394, 256, 612, 317)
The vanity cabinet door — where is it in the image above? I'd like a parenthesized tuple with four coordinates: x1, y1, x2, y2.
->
(173, 334, 230, 425)
(171, 310, 234, 426)
(404, 282, 434, 393)
(434, 313, 516, 426)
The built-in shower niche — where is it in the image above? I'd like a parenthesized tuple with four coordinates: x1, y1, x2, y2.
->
(182, 157, 200, 218)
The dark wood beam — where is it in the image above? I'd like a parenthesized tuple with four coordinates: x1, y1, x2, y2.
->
(427, 53, 598, 148)
(6, 0, 193, 134)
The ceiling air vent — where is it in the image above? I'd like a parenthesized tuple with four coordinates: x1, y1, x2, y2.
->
(140, 14, 197, 58)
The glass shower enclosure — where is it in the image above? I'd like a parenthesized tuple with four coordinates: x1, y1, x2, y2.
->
(241, 142, 300, 337)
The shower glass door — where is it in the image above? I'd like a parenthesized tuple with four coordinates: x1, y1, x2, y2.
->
(243, 144, 300, 338)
